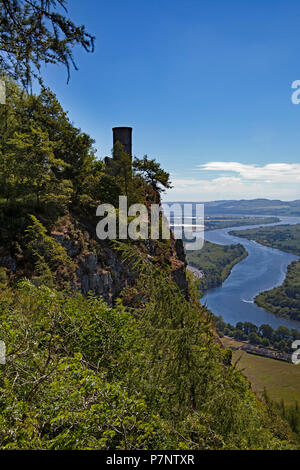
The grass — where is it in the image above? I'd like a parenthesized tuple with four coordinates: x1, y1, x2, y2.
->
(230, 349, 300, 405)
(221, 336, 245, 349)
(221, 336, 300, 405)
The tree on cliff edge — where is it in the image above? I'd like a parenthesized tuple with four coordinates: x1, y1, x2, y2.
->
(0, 0, 95, 88)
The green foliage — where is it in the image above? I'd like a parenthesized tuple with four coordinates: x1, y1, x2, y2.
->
(105, 144, 165, 206)
(0, 282, 176, 449)
(25, 215, 75, 286)
(105, 142, 144, 206)
(133, 155, 172, 194)
(0, 267, 7, 288)
(186, 241, 247, 291)
(263, 391, 300, 444)
(231, 224, 300, 256)
(256, 261, 300, 321)
(216, 316, 300, 354)
(111, 242, 294, 449)
(7, 125, 67, 205)
(0, 266, 293, 449)
(0, 80, 172, 239)
(0, 81, 99, 223)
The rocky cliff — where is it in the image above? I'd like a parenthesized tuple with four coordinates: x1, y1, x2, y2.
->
(50, 217, 189, 305)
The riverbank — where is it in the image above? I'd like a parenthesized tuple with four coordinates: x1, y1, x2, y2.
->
(255, 260, 300, 321)
(230, 224, 300, 322)
(202, 216, 300, 331)
(186, 240, 247, 292)
(186, 265, 204, 279)
(205, 216, 280, 231)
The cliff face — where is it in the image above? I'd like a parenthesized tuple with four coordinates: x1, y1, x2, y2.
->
(50, 218, 188, 305)
(0, 210, 189, 305)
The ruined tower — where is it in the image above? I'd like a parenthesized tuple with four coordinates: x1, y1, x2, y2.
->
(113, 127, 132, 158)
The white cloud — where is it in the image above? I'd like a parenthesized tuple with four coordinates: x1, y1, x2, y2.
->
(164, 162, 300, 201)
(198, 162, 300, 183)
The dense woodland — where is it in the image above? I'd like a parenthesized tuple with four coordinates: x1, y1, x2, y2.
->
(231, 224, 300, 256)
(267, 392, 300, 441)
(230, 225, 300, 321)
(216, 317, 300, 353)
(255, 261, 300, 322)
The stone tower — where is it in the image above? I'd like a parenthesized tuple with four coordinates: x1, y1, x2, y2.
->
(113, 127, 132, 158)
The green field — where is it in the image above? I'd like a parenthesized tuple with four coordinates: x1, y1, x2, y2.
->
(222, 337, 300, 405)
(232, 351, 300, 405)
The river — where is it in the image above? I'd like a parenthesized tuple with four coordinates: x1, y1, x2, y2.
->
(200, 216, 300, 331)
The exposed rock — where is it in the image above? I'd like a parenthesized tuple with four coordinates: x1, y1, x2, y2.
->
(170, 239, 189, 298)
(174, 238, 186, 263)
(52, 232, 82, 258)
(50, 221, 189, 304)
(77, 252, 113, 303)
(52, 226, 138, 304)
(186, 265, 204, 279)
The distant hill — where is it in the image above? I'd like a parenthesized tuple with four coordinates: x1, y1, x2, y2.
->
(166, 199, 300, 216)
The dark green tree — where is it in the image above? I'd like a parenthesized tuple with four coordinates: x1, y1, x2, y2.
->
(0, 0, 95, 88)
(133, 155, 172, 194)
(259, 324, 274, 340)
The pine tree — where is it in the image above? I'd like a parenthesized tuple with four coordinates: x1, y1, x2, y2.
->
(0, 0, 95, 88)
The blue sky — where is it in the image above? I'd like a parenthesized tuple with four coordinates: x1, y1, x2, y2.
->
(42, 0, 300, 201)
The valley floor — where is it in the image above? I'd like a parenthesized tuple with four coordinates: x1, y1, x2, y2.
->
(222, 337, 300, 406)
